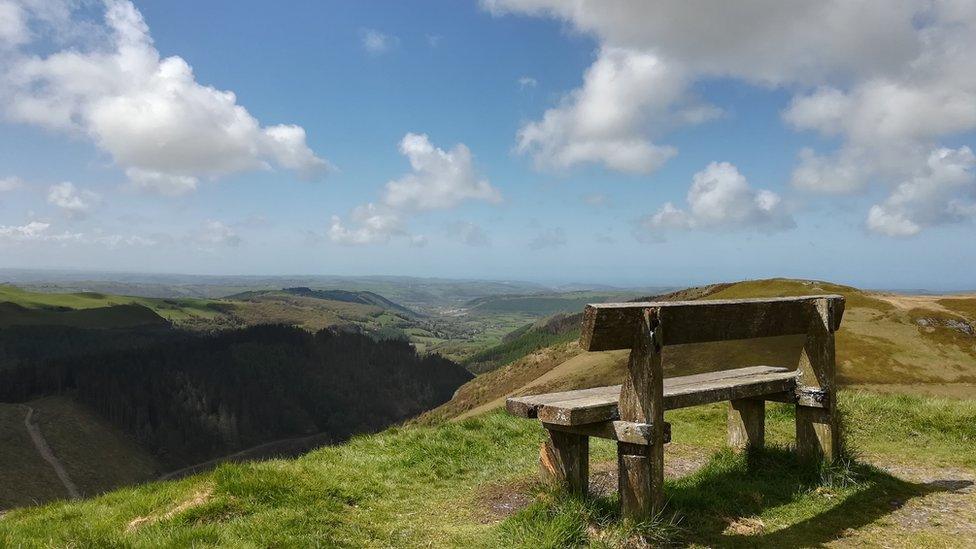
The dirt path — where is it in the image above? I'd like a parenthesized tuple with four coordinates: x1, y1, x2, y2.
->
(22, 406, 80, 500)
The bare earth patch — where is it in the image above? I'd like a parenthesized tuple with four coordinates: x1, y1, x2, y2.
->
(126, 485, 214, 533)
(833, 461, 976, 546)
(472, 443, 711, 522)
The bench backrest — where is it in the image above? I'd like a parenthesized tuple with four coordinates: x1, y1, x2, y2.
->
(580, 295, 845, 351)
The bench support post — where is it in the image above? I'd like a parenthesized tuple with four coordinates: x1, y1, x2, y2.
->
(796, 298, 840, 461)
(728, 398, 765, 450)
(540, 428, 588, 495)
(618, 308, 665, 519)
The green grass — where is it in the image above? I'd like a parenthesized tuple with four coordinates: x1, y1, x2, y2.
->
(0, 284, 226, 326)
(2, 390, 973, 547)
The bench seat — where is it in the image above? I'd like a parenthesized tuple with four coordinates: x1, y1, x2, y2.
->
(507, 365, 798, 426)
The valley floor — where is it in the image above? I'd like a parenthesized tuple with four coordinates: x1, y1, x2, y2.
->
(1, 390, 974, 547)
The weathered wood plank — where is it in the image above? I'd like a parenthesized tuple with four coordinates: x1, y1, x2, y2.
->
(663, 372, 798, 410)
(728, 399, 765, 450)
(617, 308, 665, 519)
(540, 429, 588, 495)
(507, 365, 793, 419)
(520, 367, 799, 426)
(506, 385, 617, 418)
(581, 295, 845, 351)
(796, 298, 840, 460)
(543, 420, 671, 446)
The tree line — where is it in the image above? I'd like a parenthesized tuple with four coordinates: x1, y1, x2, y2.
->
(0, 324, 472, 467)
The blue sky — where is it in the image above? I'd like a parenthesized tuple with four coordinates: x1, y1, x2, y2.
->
(0, 1, 974, 289)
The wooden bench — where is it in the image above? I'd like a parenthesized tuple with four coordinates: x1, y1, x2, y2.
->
(506, 295, 845, 519)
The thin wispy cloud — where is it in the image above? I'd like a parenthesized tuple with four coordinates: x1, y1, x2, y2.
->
(528, 227, 566, 250)
(361, 28, 399, 54)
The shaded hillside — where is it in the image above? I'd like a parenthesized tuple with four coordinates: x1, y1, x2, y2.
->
(228, 287, 420, 318)
(0, 302, 168, 329)
(0, 325, 472, 468)
(425, 279, 976, 422)
(0, 397, 159, 510)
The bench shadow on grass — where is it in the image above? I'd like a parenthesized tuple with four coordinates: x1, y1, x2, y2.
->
(666, 446, 971, 546)
(501, 446, 973, 547)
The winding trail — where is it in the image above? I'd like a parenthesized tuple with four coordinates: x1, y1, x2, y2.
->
(22, 405, 80, 500)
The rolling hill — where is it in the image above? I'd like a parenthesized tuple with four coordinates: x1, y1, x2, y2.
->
(0, 284, 231, 329)
(227, 287, 421, 319)
(423, 279, 976, 422)
(0, 302, 169, 329)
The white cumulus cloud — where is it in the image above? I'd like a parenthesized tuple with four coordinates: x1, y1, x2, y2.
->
(384, 133, 501, 211)
(1, 0, 330, 195)
(866, 147, 976, 237)
(515, 47, 716, 174)
(330, 133, 500, 245)
(47, 181, 99, 217)
(640, 162, 793, 238)
(485, 0, 976, 235)
(329, 203, 403, 246)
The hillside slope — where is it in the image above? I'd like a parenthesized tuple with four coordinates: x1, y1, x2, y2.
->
(1, 391, 974, 547)
(424, 279, 976, 422)
(0, 397, 159, 510)
(0, 285, 228, 329)
(0, 302, 168, 329)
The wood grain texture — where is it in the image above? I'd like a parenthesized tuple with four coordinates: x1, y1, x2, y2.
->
(728, 398, 765, 450)
(580, 295, 845, 351)
(508, 366, 799, 425)
(539, 429, 588, 495)
(616, 309, 665, 519)
(796, 297, 840, 460)
(543, 420, 671, 446)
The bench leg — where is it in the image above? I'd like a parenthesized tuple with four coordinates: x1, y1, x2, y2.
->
(728, 398, 765, 450)
(540, 429, 588, 495)
(796, 405, 839, 461)
(618, 441, 663, 519)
